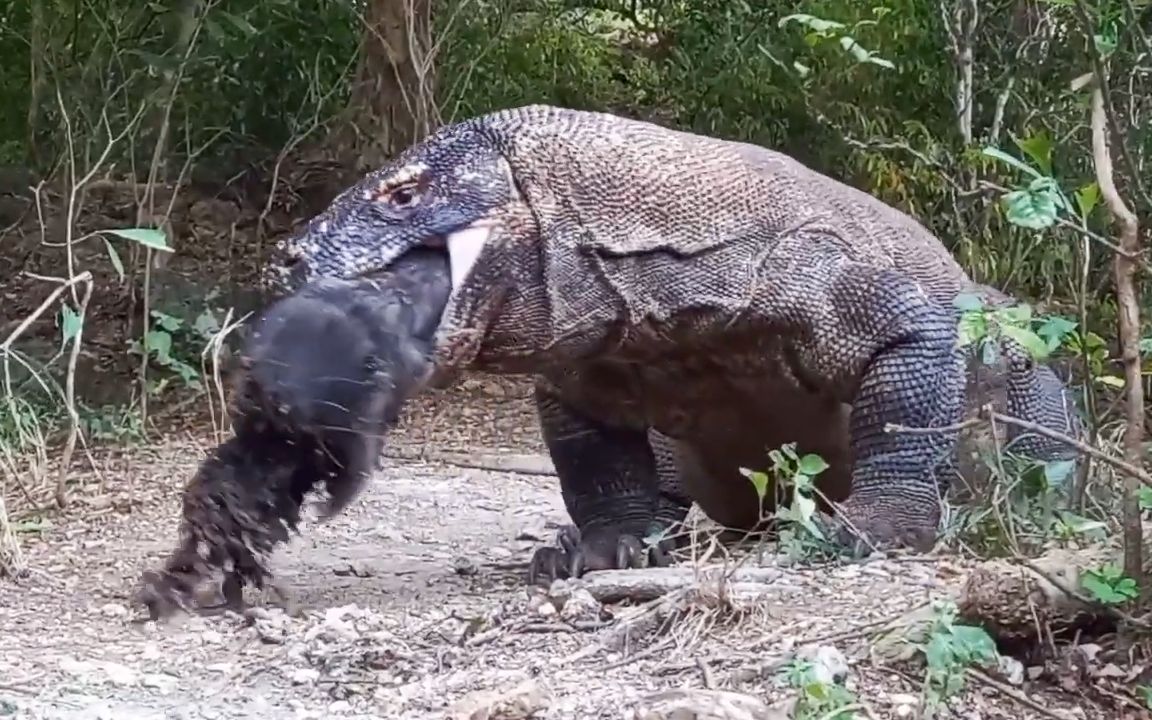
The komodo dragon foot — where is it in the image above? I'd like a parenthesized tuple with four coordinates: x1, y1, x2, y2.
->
(527, 523, 678, 586)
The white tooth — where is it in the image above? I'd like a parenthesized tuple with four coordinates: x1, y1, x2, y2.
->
(445, 225, 492, 290)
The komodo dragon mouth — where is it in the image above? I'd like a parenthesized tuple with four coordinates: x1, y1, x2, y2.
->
(272, 123, 525, 369)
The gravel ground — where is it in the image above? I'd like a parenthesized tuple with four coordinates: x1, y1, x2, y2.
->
(0, 380, 1113, 719)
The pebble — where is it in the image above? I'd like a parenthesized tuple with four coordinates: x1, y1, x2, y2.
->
(796, 644, 849, 685)
(997, 655, 1025, 685)
(141, 672, 177, 693)
(559, 588, 601, 622)
(451, 556, 478, 576)
(289, 668, 320, 685)
(99, 603, 128, 619)
(102, 661, 138, 686)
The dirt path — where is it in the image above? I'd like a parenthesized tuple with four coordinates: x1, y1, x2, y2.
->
(0, 389, 1103, 719)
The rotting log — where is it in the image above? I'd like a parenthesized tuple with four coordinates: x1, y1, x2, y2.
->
(955, 547, 1118, 643)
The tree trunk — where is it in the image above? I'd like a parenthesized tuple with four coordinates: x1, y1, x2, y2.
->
(338, 0, 438, 173)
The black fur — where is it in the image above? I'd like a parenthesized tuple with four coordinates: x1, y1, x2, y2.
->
(135, 249, 450, 620)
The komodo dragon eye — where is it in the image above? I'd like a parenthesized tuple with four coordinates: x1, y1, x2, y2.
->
(383, 184, 419, 209)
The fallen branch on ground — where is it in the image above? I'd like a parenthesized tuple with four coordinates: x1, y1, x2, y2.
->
(573, 566, 789, 604)
(381, 447, 557, 476)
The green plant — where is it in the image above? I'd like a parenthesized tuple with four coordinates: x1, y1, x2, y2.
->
(741, 443, 836, 561)
(1081, 564, 1139, 604)
(128, 305, 225, 397)
(779, 657, 859, 720)
(954, 293, 1051, 363)
(920, 601, 999, 716)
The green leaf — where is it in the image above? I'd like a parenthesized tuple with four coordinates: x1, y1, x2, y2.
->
(1094, 22, 1119, 57)
(103, 227, 172, 252)
(59, 305, 83, 348)
(923, 633, 953, 672)
(1043, 459, 1077, 487)
(779, 13, 845, 33)
(956, 313, 986, 348)
(151, 311, 183, 333)
(1012, 131, 1054, 176)
(1074, 182, 1100, 221)
(102, 237, 125, 281)
(1002, 187, 1058, 230)
(797, 453, 829, 476)
(220, 10, 258, 36)
(1138, 486, 1152, 511)
(995, 303, 1033, 325)
(953, 293, 985, 312)
(1055, 510, 1106, 535)
(981, 147, 1043, 179)
(144, 330, 172, 360)
(742, 469, 770, 501)
(193, 310, 221, 339)
(948, 624, 998, 664)
(1095, 375, 1126, 388)
(1000, 324, 1050, 360)
(794, 493, 817, 522)
(1036, 316, 1078, 351)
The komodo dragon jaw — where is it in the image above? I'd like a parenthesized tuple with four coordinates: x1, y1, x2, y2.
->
(275, 120, 531, 372)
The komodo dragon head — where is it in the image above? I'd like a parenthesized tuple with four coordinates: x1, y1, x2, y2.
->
(273, 109, 543, 377)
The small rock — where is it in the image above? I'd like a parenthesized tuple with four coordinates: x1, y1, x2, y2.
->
(141, 673, 177, 693)
(1027, 665, 1045, 680)
(558, 588, 601, 622)
(1098, 663, 1126, 678)
(289, 668, 320, 685)
(327, 700, 352, 714)
(99, 603, 128, 619)
(59, 657, 95, 676)
(102, 661, 138, 686)
(889, 694, 918, 706)
(201, 629, 223, 645)
(997, 655, 1025, 685)
(796, 645, 849, 685)
(452, 556, 479, 576)
(536, 601, 557, 618)
(526, 591, 555, 617)
(447, 679, 548, 720)
(515, 528, 547, 542)
(546, 578, 574, 605)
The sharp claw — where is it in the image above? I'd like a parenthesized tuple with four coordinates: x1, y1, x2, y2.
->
(568, 548, 585, 579)
(557, 525, 581, 555)
(527, 547, 565, 587)
(648, 541, 672, 568)
(615, 535, 643, 569)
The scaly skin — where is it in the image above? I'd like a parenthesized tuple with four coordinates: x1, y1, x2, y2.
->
(275, 105, 1083, 584)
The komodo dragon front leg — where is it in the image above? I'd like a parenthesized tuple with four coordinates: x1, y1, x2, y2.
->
(527, 382, 691, 583)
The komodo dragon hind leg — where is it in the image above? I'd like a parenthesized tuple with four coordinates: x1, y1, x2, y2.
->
(528, 382, 676, 586)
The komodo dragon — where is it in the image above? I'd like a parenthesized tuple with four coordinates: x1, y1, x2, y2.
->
(272, 104, 1082, 582)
